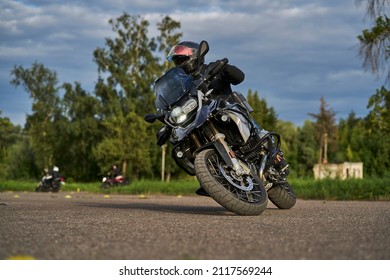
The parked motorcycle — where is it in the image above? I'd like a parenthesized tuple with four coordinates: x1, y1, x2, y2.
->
(145, 40, 295, 215)
(100, 174, 129, 189)
(35, 167, 65, 192)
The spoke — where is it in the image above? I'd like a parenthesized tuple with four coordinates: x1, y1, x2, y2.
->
(205, 151, 264, 204)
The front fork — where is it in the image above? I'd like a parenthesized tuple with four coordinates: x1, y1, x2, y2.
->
(192, 121, 250, 176)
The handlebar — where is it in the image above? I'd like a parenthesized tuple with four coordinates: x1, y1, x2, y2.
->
(197, 58, 229, 91)
(208, 58, 229, 77)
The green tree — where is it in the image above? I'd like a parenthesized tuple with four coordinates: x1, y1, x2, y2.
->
(0, 112, 23, 179)
(367, 86, 390, 133)
(354, 1, 390, 176)
(93, 13, 160, 116)
(356, 0, 390, 82)
(247, 89, 278, 130)
(338, 112, 364, 162)
(5, 135, 36, 180)
(92, 14, 158, 177)
(308, 96, 338, 164)
(92, 13, 182, 179)
(10, 62, 61, 170)
(364, 86, 390, 175)
(61, 82, 102, 181)
(296, 120, 318, 177)
(157, 16, 183, 68)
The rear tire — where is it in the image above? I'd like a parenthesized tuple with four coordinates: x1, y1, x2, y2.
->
(51, 182, 61, 193)
(35, 184, 42, 192)
(267, 182, 296, 209)
(195, 149, 268, 216)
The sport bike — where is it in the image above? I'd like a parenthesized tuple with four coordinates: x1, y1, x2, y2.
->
(145, 41, 295, 215)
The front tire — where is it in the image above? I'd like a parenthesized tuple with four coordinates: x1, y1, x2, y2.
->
(195, 149, 268, 216)
(267, 182, 296, 209)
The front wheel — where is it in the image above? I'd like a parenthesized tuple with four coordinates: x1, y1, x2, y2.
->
(195, 149, 268, 216)
(267, 182, 296, 209)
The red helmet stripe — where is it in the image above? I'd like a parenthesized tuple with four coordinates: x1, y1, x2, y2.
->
(167, 45, 194, 61)
(172, 45, 194, 56)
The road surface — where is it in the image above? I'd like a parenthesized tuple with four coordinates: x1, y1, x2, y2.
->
(0, 191, 389, 260)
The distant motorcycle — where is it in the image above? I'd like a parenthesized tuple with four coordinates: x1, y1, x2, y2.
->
(35, 167, 65, 192)
(100, 174, 129, 189)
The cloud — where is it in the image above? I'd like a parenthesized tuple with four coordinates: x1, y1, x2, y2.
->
(0, 0, 385, 127)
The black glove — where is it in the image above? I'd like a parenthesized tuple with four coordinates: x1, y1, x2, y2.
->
(207, 59, 228, 77)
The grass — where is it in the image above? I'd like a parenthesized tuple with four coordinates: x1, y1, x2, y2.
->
(0, 177, 389, 201)
(0, 179, 200, 196)
(290, 177, 390, 200)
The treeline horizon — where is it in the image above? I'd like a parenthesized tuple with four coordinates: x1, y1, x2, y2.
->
(0, 13, 389, 182)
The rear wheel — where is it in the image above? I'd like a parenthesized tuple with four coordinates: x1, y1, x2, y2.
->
(51, 181, 61, 192)
(267, 182, 296, 209)
(195, 149, 268, 216)
(35, 183, 42, 192)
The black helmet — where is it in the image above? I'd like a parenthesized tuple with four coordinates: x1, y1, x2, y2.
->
(167, 41, 202, 74)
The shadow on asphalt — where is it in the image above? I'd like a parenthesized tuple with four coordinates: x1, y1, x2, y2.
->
(76, 201, 237, 216)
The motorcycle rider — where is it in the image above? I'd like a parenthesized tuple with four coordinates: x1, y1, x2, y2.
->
(167, 41, 289, 195)
(51, 166, 60, 179)
(167, 41, 245, 102)
(37, 166, 61, 191)
(40, 168, 52, 187)
(109, 164, 121, 180)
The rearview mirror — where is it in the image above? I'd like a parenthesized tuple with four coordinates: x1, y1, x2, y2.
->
(144, 114, 158, 123)
(198, 40, 209, 59)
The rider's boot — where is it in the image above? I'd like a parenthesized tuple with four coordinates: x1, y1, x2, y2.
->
(196, 186, 210, 197)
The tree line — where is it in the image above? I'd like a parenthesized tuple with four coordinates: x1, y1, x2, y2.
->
(0, 8, 389, 182)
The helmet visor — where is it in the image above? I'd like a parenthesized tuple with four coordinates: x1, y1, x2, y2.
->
(172, 56, 190, 66)
(167, 45, 195, 62)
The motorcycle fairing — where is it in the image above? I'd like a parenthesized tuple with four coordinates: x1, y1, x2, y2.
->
(171, 143, 196, 175)
(225, 110, 252, 143)
(172, 141, 236, 175)
(156, 125, 172, 146)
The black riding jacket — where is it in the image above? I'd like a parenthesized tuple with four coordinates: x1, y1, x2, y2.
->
(197, 61, 245, 101)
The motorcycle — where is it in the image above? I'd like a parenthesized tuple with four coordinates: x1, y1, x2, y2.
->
(100, 174, 129, 189)
(35, 169, 65, 192)
(145, 40, 295, 215)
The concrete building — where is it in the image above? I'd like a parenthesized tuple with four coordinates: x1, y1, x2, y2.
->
(313, 162, 363, 180)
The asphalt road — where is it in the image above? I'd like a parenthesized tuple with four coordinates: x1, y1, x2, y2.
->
(0, 191, 389, 260)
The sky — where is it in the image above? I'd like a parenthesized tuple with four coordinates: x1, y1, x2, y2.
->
(0, 0, 386, 127)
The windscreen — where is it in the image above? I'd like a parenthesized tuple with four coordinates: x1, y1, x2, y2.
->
(154, 67, 193, 110)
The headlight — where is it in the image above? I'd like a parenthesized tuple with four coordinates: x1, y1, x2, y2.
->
(169, 98, 197, 124)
